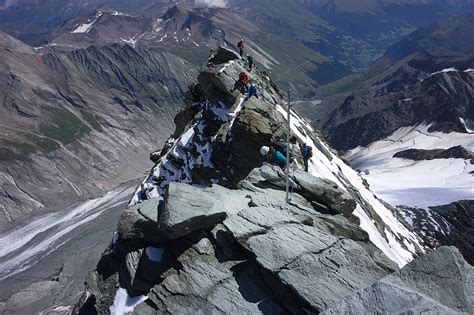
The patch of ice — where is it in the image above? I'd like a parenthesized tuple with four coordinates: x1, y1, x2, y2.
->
(218, 60, 235, 73)
(71, 14, 102, 34)
(109, 288, 147, 314)
(430, 67, 458, 76)
(145, 247, 164, 262)
(459, 117, 474, 133)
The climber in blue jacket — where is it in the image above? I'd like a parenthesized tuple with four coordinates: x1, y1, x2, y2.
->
(260, 145, 287, 168)
(245, 83, 258, 101)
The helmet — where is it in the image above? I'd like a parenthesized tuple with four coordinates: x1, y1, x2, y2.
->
(260, 146, 270, 156)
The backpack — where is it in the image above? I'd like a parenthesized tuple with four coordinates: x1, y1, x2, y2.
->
(303, 145, 313, 158)
(239, 72, 249, 84)
(272, 141, 287, 154)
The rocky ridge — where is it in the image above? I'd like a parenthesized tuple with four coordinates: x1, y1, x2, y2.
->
(68, 47, 471, 314)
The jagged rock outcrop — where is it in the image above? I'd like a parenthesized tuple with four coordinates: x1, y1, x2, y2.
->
(393, 145, 474, 163)
(400, 200, 474, 265)
(159, 182, 250, 239)
(323, 246, 474, 314)
(74, 47, 441, 314)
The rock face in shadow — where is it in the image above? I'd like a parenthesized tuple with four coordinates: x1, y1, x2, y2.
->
(322, 246, 474, 314)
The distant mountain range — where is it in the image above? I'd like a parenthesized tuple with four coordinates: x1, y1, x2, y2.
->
(1, 0, 473, 94)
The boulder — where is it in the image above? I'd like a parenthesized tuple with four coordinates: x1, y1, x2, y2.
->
(293, 170, 356, 216)
(147, 232, 289, 314)
(208, 46, 240, 65)
(159, 182, 249, 239)
(224, 205, 389, 311)
(322, 246, 474, 314)
(118, 198, 164, 243)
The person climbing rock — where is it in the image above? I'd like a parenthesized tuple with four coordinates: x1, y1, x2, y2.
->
(299, 142, 313, 172)
(231, 71, 249, 94)
(247, 54, 253, 71)
(245, 83, 258, 101)
(239, 71, 249, 85)
(260, 145, 287, 169)
(272, 136, 297, 156)
(237, 39, 245, 57)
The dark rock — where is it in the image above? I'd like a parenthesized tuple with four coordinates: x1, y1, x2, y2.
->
(208, 46, 240, 65)
(322, 246, 474, 314)
(393, 145, 473, 161)
(118, 198, 164, 243)
(399, 200, 474, 265)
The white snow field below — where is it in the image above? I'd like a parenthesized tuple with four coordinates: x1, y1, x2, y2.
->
(346, 124, 474, 209)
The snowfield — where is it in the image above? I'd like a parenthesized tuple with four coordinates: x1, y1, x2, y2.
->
(346, 124, 474, 208)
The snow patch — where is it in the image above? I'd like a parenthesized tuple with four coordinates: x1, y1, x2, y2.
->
(430, 67, 458, 76)
(459, 117, 474, 133)
(218, 60, 235, 73)
(71, 13, 103, 34)
(346, 124, 474, 208)
(275, 104, 421, 267)
(110, 288, 147, 314)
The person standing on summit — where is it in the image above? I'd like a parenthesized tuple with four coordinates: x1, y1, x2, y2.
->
(237, 39, 244, 57)
(247, 54, 254, 71)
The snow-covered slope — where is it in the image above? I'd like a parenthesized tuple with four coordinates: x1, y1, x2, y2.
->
(130, 47, 423, 267)
(346, 124, 474, 208)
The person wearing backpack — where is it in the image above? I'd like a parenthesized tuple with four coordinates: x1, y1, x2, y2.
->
(299, 142, 313, 172)
(237, 39, 244, 57)
(260, 145, 287, 169)
(247, 54, 254, 71)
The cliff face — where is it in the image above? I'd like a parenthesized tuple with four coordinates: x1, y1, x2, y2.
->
(70, 47, 468, 314)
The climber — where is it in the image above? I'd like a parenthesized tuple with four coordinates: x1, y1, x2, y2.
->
(272, 136, 297, 156)
(247, 54, 254, 71)
(260, 145, 287, 169)
(245, 83, 258, 101)
(299, 142, 313, 172)
(231, 71, 249, 94)
(239, 71, 249, 85)
(237, 39, 244, 57)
